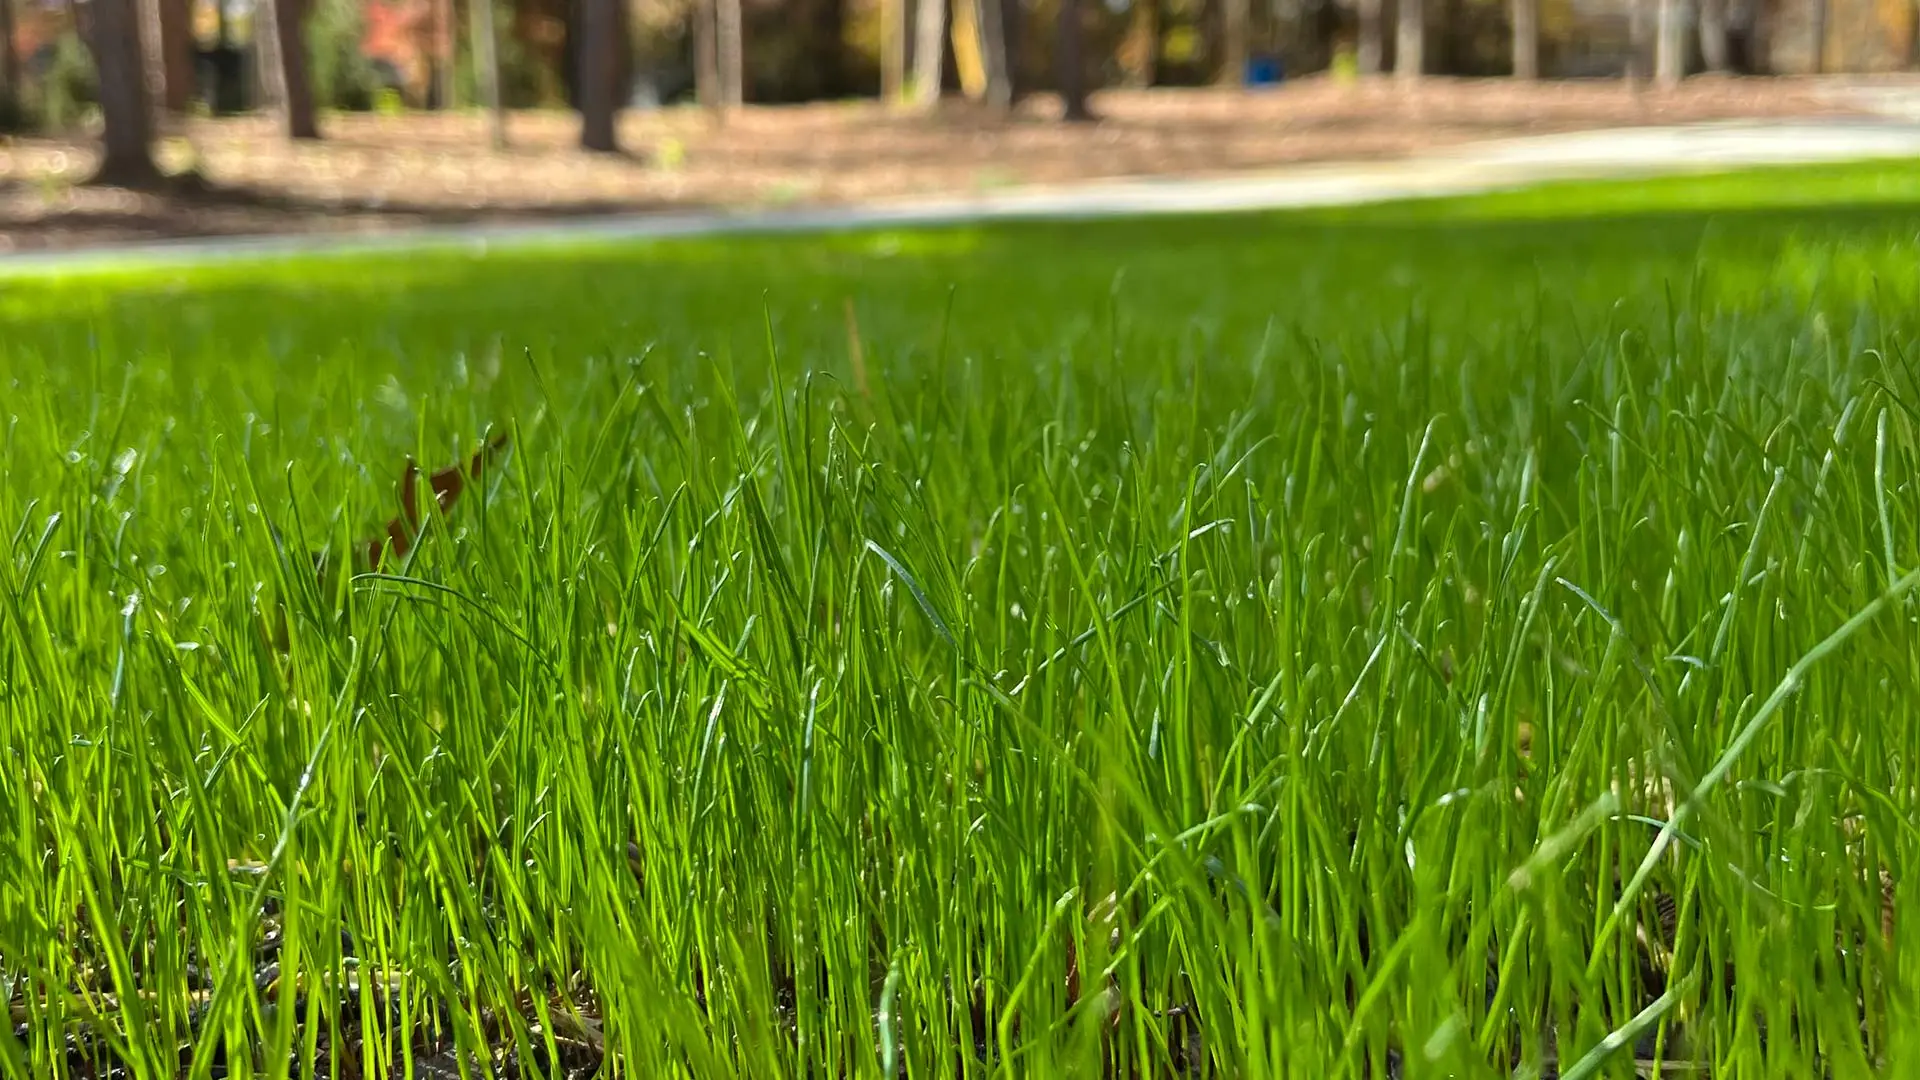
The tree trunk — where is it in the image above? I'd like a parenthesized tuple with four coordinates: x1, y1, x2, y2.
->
(951, 0, 987, 98)
(1654, 0, 1684, 83)
(1809, 0, 1826, 72)
(1395, 0, 1423, 81)
(912, 0, 944, 107)
(882, 0, 906, 100)
(254, 0, 285, 111)
(265, 0, 320, 137)
(1627, 0, 1651, 80)
(1222, 0, 1248, 84)
(694, 0, 721, 112)
(1746, 0, 1771, 72)
(977, 0, 1012, 108)
(0, 0, 17, 120)
(434, 0, 455, 107)
(89, 0, 162, 184)
(1909, 0, 1920, 69)
(1699, 0, 1727, 69)
(472, 0, 507, 146)
(1510, 0, 1537, 77)
(1057, 0, 1091, 119)
(1357, 0, 1382, 73)
(579, 0, 620, 149)
(141, 0, 193, 113)
(1000, 0, 1023, 100)
(718, 0, 744, 107)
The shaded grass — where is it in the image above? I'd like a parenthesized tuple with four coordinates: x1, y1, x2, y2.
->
(5, 160, 1920, 1077)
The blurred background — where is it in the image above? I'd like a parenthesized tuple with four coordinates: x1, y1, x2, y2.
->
(0, 0, 1914, 249)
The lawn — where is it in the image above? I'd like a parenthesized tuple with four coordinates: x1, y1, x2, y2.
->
(5, 162, 1920, 1079)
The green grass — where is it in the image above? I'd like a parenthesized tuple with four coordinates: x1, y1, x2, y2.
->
(7, 160, 1920, 1078)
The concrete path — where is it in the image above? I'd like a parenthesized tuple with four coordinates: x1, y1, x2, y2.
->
(8, 115, 1920, 275)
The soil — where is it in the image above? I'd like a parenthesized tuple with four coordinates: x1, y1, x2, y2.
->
(0, 75, 1876, 253)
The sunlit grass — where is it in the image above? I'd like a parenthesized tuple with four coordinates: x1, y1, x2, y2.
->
(6, 161, 1920, 1078)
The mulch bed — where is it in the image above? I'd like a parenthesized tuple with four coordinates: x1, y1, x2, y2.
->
(0, 75, 1881, 252)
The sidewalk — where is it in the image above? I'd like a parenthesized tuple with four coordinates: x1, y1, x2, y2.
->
(6, 115, 1920, 276)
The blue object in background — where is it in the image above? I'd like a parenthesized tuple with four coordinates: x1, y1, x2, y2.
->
(1246, 55, 1283, 86)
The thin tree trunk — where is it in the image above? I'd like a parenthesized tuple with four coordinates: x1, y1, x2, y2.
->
(1743, 0, 1766, 71)
(434, 0, 455, 107)
(1909, 0, 1920, 69)
(1000, 0, 1023, 99)
(1222, 0, 1248, 84)
(280, 0, 320, 136)
(1809, 0, 1826, 72)
(1654, 0, 1684, 83)
(1057, 0, 1091, 119)
(1510, 0, 1537, 77)
(159, 0, 193, 111)
(579, 0, 620, 149)
(882, 0, 906, 100)
(1699, 0, 1727, 69)
(256, 0, 319, 137)
(1395, 0, 1422, 81)
(1357, 0, 1382, 73)
(694, 0, 721, 113)
(977, 0, 1011, 108)
(138, 0, 188, 114)
(912, 0, 944, 107)
(254, 0, 286, 112)
(718, 0, 744, 107)
(951, 0, 987, 97)
(0, 0, 17, 120)
(1627, 0, 1651, 80)
(89, 0, 162, 184)
(472, 0, 507, 146)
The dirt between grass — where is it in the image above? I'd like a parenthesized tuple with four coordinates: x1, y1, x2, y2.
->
(0, 75, 1871, 254)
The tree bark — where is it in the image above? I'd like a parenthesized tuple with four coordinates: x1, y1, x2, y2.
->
(89, 0, 162, 184)
(882, 0, 906, 100)
(1357, 0, 1382, 73)
(1809, 0, 1827, 72)
(472, 0, 507, 146)
(718, 0, 744, 107)
(1699, 0, 1727, 69)
(912, 0, 944, 107)
(140, 0, 193, 113)
(694, 0, 721, 113)
(1745, 0, 1771, 72)
(951, 0, 987, 98)
(260, 0, 320, 138)
(579, 0, 620, 149)
(1000, 0, 1023, 100)
(254, 0, 285, 112)
(1056, 0, 1091, 119)
(0, 0, 17, 119)
(1909, 0, 1920, 69)
(1510, 0, 1537, 77)
(1654, 0, 1684, 83)
(1222, 0, 1248, 84)
(977, 0, 1012, 108)
(1395, 0, 1423, 82)
(434, 0, 455, 107)
(1627, 0, 1651, 80)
